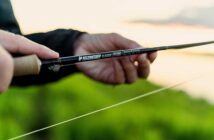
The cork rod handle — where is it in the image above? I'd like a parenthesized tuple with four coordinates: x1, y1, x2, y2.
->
(13, 55, 42, 77)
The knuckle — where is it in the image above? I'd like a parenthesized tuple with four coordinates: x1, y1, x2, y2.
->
(15, 34, 28, 44)
(12, 34, 22, 43)
(110, 32, 119, 36)
(15, 34, 24, 40)
(7, 32, 17, 38)
(109, 33, 120, 39)
(127, 40, 139, 48)
(35, 45, 43, 52)
(12, 34, 24, 52)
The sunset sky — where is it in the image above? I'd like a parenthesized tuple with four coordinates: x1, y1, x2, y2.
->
(11, 0, 214, 33)
(10, 0, 214, 101)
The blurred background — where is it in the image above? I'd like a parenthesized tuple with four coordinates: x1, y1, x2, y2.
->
(1, 0, 214, 139)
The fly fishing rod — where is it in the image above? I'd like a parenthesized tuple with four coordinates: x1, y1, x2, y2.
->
(13, 40, 214, 76)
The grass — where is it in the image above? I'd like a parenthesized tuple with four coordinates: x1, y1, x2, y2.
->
(0, 74, 214, 140)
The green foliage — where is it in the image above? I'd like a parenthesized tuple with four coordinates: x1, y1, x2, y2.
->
(1, 74, 214, 140)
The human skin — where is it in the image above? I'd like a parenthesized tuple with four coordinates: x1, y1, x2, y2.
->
(74, 33, 157, 84)
(0, 31, 157, 93)
(0, 30, 59, 93)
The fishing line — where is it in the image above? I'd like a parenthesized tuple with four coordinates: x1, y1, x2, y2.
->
(8, 70, 212, 140)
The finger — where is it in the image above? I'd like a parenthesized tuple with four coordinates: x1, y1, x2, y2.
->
(119, 57, 138, 84)
(0, 30, 59, 59)
(147, 52, 157, 63)
(137, 54, 150, 79)
(109, 33, 148, 64)
(109, 33, 142, 50)
(111, 60, 125, 84)
(0, 46, 13, 93)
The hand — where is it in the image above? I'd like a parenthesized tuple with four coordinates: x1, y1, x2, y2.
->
(74, 33, 157, 85)
(0, 30, 59, 93)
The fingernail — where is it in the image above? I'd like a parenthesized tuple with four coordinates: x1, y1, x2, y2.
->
(53, 52, 60, 58)
(49, 50, 59, 58)
(47, 46, 59, 57)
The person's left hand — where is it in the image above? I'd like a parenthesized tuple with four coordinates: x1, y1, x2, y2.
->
(74, 33, 157, 85)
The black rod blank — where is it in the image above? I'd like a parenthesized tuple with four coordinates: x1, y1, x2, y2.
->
(42, 40, 214, 71)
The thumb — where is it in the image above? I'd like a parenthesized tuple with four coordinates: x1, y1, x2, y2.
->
(0, 30, 59, 59)
(0, 45, 13, 93)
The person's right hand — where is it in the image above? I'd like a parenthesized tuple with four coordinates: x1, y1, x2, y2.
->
(0, 30, 59, 93)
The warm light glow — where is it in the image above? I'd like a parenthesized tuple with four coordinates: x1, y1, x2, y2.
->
(10, 0, 214, 102)
(11, 0, 214, 33)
